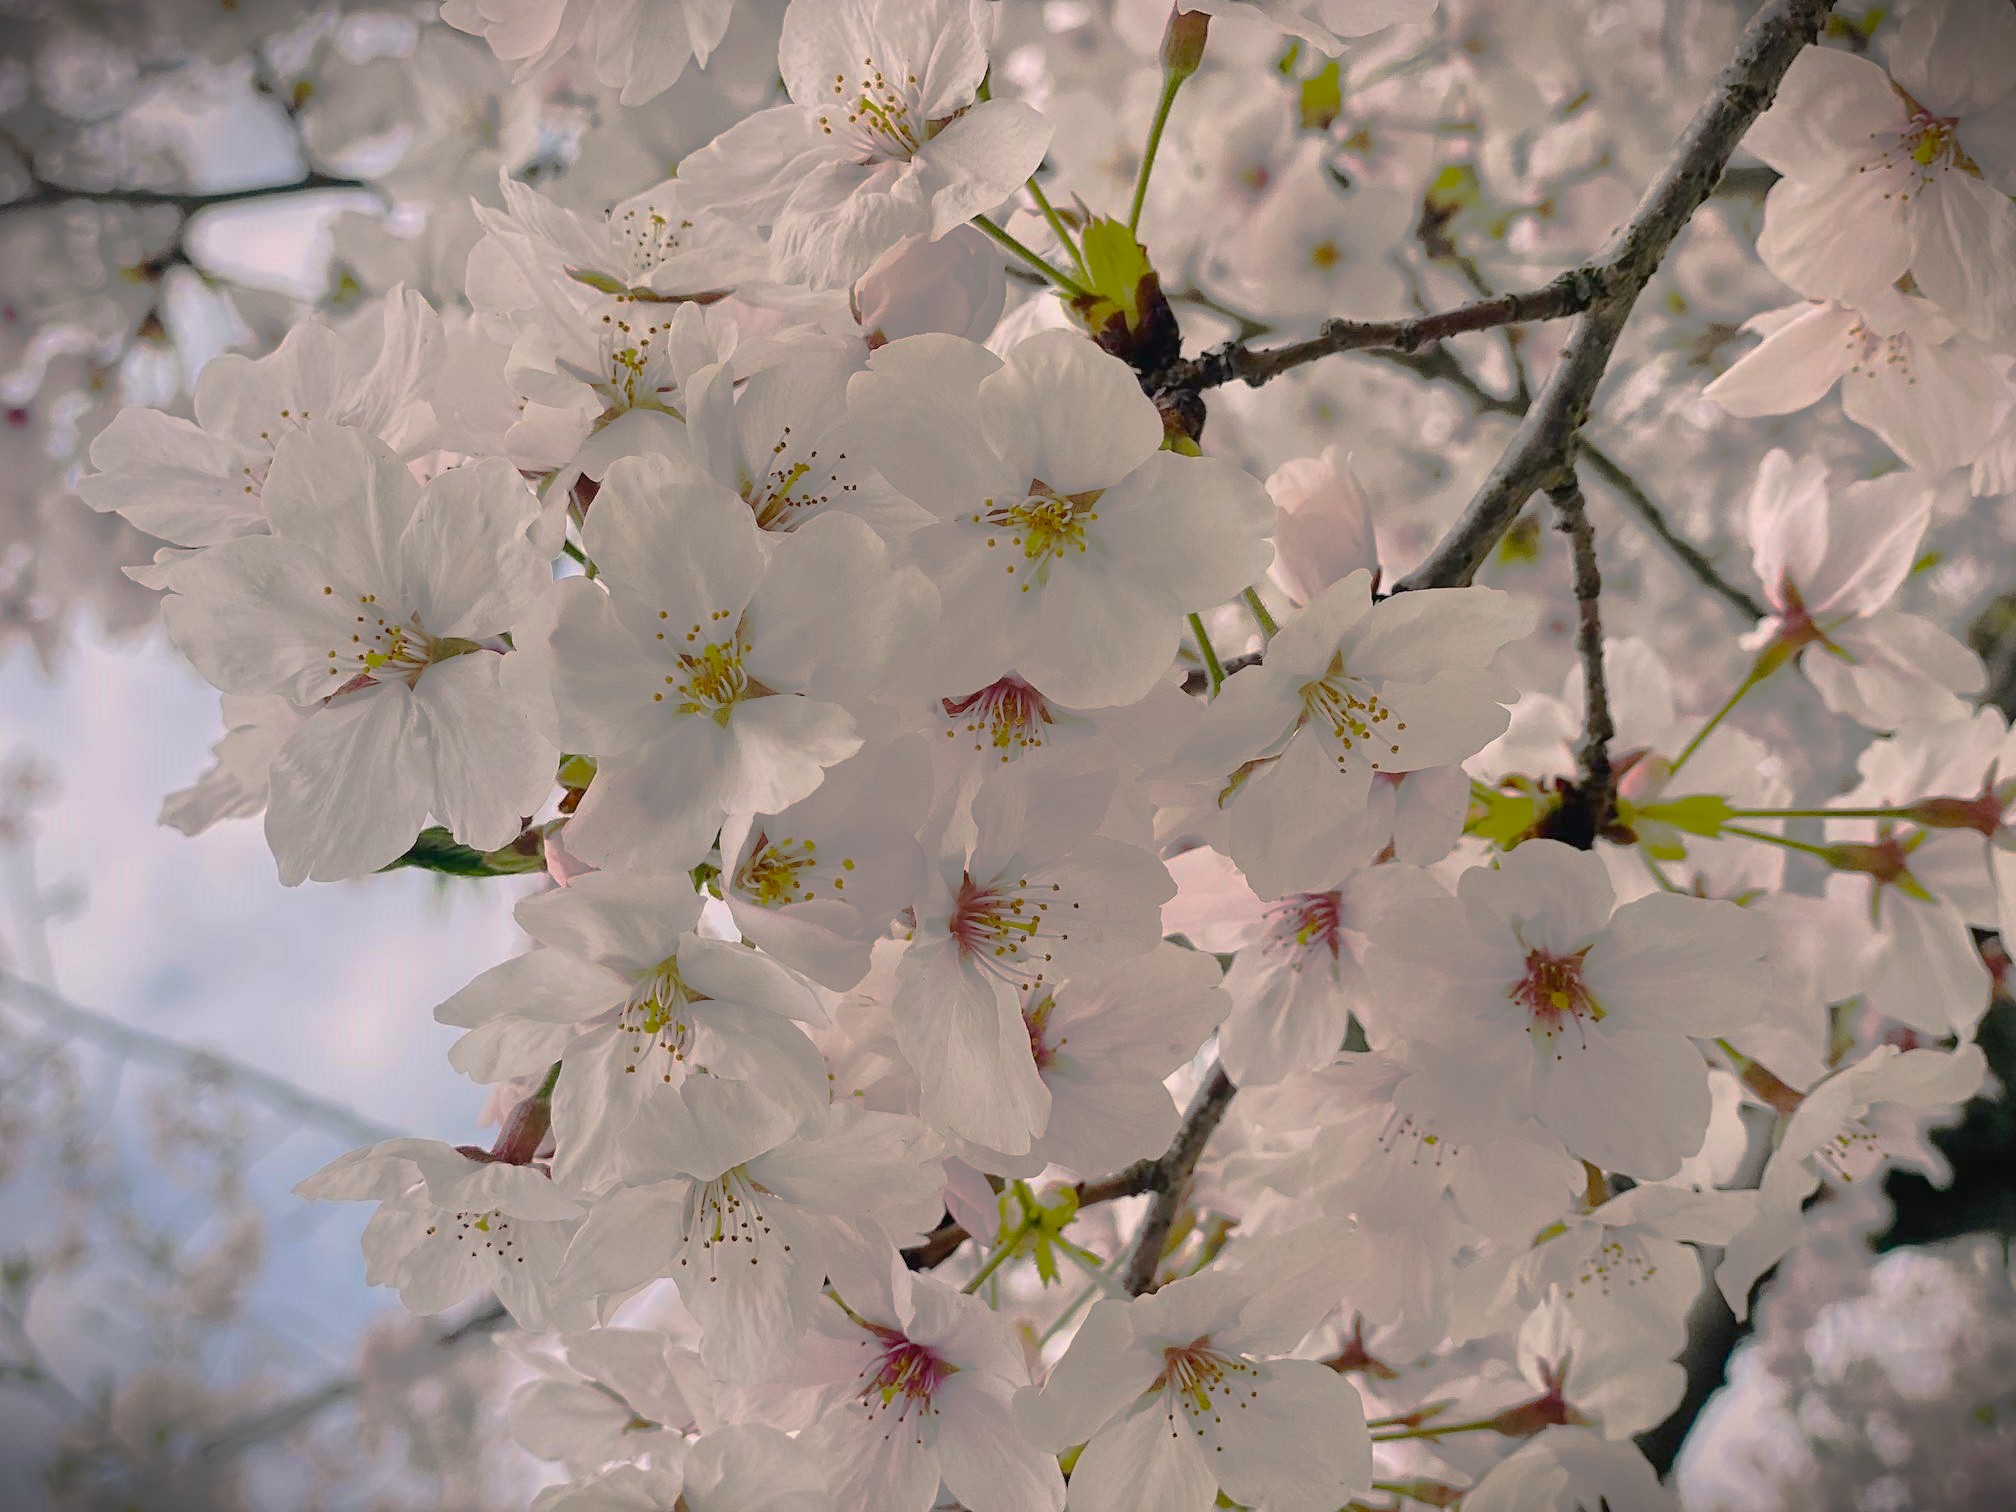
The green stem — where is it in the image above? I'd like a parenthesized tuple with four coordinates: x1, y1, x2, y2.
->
(1669, 663, 1771, 775)
(1026, 178, 1087, 279)
(1639, 847, 1682, 894)
(1038, 1274, 1105, 1346)
(561, 538, 597, 578)
(1243, 586, 1281, 639)
(1719, 823, 1838, 861)
(1726, 805, 1910, 821)
(973, 214, 1089, 298)
(1189, 612, 1226, 695)
(1370, 1417, 1501, 1443)
(962, 1224, 1028, 1295)
(1130, 70, 1184, 232)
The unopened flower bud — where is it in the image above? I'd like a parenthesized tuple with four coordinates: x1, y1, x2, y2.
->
(1161, 8, 1209, 82)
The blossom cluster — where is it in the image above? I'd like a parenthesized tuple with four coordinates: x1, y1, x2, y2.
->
(31, 0, 2016, 1506)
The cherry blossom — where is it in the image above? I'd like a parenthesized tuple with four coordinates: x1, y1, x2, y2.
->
(796, 1263, 1064, 1512)
(546, 449, 933, 872)
(1741, 448, 1982, 729)
(1174, 567, 1532, 896)
(1016, 1264, 1373, 1512)
(1363, 840, 1771, 1180)
(848, 328, 1274, 707)
(675, 0, 1052, 288)
(1745, 0, 2016, 342)
(159, 423, 556, 883)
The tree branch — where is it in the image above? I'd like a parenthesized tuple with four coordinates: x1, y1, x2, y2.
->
(1581, 441, 1765, 621)
(1547, 471, 1617, 847)
(1394, 0, 1835, 593)
(1159, 272, 1599, 395)
(1, 171, 380, 218)
(1120, 1062, 1237, 1295)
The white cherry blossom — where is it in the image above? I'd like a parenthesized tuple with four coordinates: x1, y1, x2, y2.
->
(848, 328, 1274, 707)
(1363, 840, 1771, 1181)
(676, 0, 1052, 289)
(159, 423, 556, 883)
(547, 449, 933, 872)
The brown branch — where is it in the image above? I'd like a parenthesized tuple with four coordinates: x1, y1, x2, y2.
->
(901, 1062, 1242, 1297)
(1581, 441, 1765, 621)
(2, 170, 380, 218)
(901, 1159, 1165, 1271)
(1120, 1062, 1237, 1295)
(1160, 272, 1600, 395)
(1545, 471, 1617, 848)
(1394, 0, 1836, 593)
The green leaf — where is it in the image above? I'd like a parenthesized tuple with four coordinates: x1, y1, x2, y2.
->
(1631, 794, 1737, 839)
(381, 826, 547, 878)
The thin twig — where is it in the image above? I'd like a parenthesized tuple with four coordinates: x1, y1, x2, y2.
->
(902, 1159, 1164, 1271)
(1160, 272, 1599, 395)
(1120, 1063, 1237, 1295)
(1394, 0, 1835, 593)
(1582, 442, 1764, 620)
(1548, 471, 1617, 846)
(3, 170, 382, 217)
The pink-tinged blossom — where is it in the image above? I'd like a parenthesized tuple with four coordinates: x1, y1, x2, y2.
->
(529, 1423, 831, 1511)
(1016, 1265, 1373, 1512)
(676, 0, 1052, 289)
(559, 1105, 943, 1384)
(441, 0, 737, 105)
(158, 423, 556, 884)
(894, 763, 1174, 1156)
(848, 328, 1274, 707)
(1703, 286, 1999, 474)
(1264, 446, 1380, 609)
(1463, 1425, 1676, 1512)
(81, 287, 442, 546)
(794, 1264, 1063, 1512)
(1742, 449, 1982, 729)
(1363, 840, 1770, 1181)
(1011, 942, 1227, 1176)
(1745, 2, 2016, 342)
(1205, 852, 1443, 1087)
(546, 449, 933, 872)
(719, 739, 930, 992)
(1718, 1044, 1987, 1318)
(852, 225, 1007, 349)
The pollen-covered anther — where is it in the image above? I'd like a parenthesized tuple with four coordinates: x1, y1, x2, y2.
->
(736, 832, 844, 907)
(948, 871, 1070, 991)
(1156, 1339, 1260, 1439)
(1511, 946, 1605, 1056)
(856, 1326, 954, 1442)
(619, 959, 701, 1081)
(941, 675, 1057, 761)
(1262, 890, 1343, 970)
(679, 1167, 783, 1281)
(975, 483, 1102, 589)
(1299, 653, 1407, 772)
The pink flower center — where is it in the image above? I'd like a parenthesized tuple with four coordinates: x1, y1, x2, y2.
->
(1512, 947, 1604, 1051)
(948, 871, 1074, 995)
(1262, 890, 1343, 969)
(941, 676, 1057, 762)
(858, 1325, 953, 1431)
